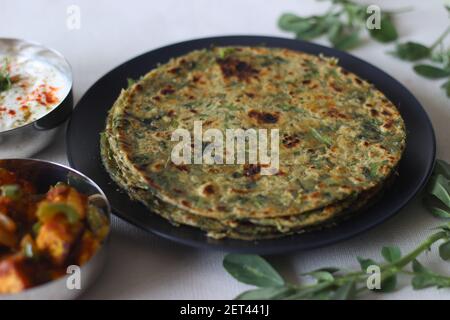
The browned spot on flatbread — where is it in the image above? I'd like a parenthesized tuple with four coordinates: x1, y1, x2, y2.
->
(174, 164, 190, 172)
(161, 86, 175, 95)
(243, 164, 261, 177)
(217, 205, 228, 212)
(282, 134, 300, 148)
(203, 184, 215, 195)
(330, 82, 343, 92)
(168, 67, 181, 74)
(217, 58, 259, 81)
(327, 107, 347, 119)
(383, 120, 394, 129)
(181, 200, 191, 208)
(144, 178, 161, 190)
(248, 109, 279, 124)
(230, 188, 252, 194)
(311, 192, 320, 198)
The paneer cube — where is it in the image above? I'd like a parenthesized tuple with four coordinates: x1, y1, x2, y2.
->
(0, 255, 32, 294)
(36, 215, 82, 266)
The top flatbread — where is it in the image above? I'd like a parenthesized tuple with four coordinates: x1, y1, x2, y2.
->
(103, 46, 406, 219)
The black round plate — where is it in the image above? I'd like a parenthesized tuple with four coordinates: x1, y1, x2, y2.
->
(66, 36, 436, 254)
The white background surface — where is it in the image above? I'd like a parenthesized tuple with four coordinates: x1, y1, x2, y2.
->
(1, 0, 450, 299)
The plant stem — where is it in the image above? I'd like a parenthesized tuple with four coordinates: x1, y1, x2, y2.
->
(431, 25, 450, 50)
(286, 230, 449, 299)
(392, 231, 448, 269)
(384, 6, 414, 15)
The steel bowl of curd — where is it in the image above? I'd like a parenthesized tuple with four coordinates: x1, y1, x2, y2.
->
(0, 38, 73, 158)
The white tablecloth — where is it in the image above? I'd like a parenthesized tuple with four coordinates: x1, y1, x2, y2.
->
(2, 0, 450, 299)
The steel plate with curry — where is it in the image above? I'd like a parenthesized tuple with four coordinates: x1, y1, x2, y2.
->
(101, 46, 406, 240)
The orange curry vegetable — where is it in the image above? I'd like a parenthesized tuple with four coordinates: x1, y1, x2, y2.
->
(0, 168, 109, 294)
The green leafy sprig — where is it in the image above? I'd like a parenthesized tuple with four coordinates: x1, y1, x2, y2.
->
(224, 159, 450, 300)
(278, 2, 450, 98)
(0, 57, 11, 93)
(278, 0, 406, 51)
(424, 159, 450, 218)
(391, 24, 450, 97)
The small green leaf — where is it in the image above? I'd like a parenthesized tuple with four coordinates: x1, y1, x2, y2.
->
(429, 206, 450, 218)
(412, 259, 427, 273)
(310, 128, 332, 146)
(127, 78, 136, 88)
(330, 27, 360, 51)
(369, 161, 386, 179)
(391, 42, 430, 61)
(218, 47, 236, 59)
(413, 65, 450, 79)
(0, 74, 11, 93)
(0, 58, 12, 93)
(441, 80, 450, 98)
(439, 240, 450, 260)
(328, 20, 360, 50)
(235, 286, 294, 300)
(380, 275, 397, 292)
(295, 25, 327, 40)
(332, 280, 356, 300)
(428, 174, 450, 207)
(223, 254, 285, 287)
(327, 20, 343, 43)
(424, 195, 450, 218)
(305, 271, 335, 282)
(295, 16, 333, 40)
(369, 14, 398, 43)
(381, 246, 402, 263)
(434, 160, 450, 178)
(411, 260, 450, 289)
(278, 13, 312, 32)
(357, 256, 378, 271)
(312, 267, 340, 274)
(412, 274, 436, 289)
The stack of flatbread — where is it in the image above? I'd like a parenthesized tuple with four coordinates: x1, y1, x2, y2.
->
(101, 46, 406, 240)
